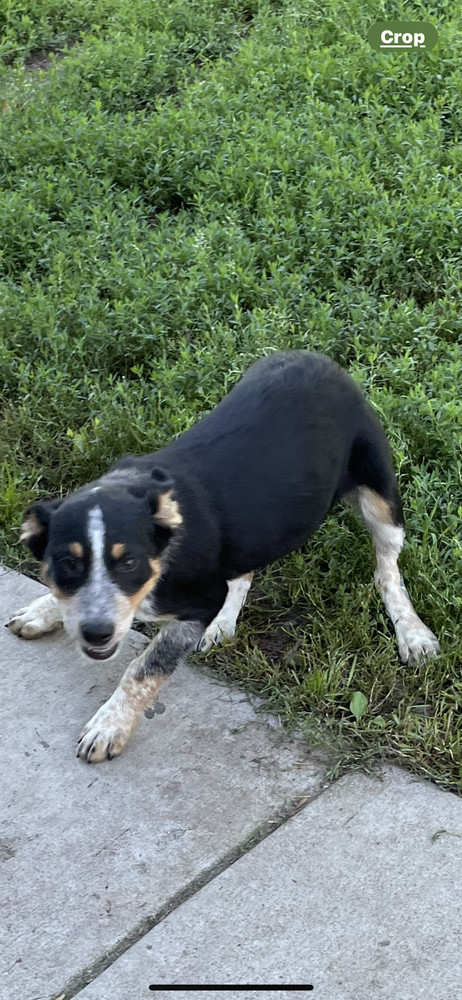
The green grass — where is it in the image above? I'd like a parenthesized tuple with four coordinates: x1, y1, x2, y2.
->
(1, 0, 461, 789)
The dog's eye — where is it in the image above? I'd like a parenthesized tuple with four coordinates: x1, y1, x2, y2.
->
(55, 555, 82, 574)
(117, 556, 139, 573)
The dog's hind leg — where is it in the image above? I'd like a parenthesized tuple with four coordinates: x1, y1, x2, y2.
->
(197, 572, 254, 653)
(350, 428, 439, 664)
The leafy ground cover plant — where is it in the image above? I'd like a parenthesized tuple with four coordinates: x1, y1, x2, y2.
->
(1, 0, 461, 788)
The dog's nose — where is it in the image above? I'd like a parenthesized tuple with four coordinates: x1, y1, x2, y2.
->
(81, 622, 114, 647)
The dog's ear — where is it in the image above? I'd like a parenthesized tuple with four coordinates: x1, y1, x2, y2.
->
(150, 468, 183, 530)
(20, 500, 62, 561)
(127, 467, 182, 536)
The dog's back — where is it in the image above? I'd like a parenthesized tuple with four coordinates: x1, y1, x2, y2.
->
(133, 352, 381, 574)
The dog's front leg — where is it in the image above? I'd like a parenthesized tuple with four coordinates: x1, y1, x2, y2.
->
(77, 620, 204, 763)
(7, 592, 62, 638)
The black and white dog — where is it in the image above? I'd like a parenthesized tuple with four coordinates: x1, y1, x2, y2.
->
(7, 352, 439, 762)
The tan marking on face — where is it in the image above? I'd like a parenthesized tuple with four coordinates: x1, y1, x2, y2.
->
(111, 542, 126, 559)
(20, 511, 43, 542)
(47, 583, 69, 602)
(69, 541, 84, 558)
(40, 563, 66, 601)
(155, 490, 183, 529)
(39, 561, 69, 601)
(359, 487, 393, 526)
(128, 558, 162, 611)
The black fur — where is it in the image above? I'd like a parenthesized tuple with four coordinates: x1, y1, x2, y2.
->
(113, 351, 402, 624)
(136, 621, 203, 679)
(22, 351, 403, 632)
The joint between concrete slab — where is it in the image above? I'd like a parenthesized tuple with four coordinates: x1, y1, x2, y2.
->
(58, 784, 333, 1000)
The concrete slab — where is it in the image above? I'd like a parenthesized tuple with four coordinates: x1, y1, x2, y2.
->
(0, 568, 328, 1000)
(78, 766, 462, 1000)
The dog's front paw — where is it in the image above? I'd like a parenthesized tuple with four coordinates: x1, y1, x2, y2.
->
(6, 594, 62, 639)
(197, 618, 236, 654)
(77, 693, 135, 763)
(398, 623, 440, 665)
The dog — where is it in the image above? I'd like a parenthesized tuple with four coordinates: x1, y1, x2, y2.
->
(7, 351, 439, 762)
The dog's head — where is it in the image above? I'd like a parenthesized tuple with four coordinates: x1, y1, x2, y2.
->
(20, 466, 182, 661)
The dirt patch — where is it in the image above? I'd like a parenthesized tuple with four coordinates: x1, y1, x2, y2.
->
(24, 43, 78, 73)
(252, 608, 313, 665)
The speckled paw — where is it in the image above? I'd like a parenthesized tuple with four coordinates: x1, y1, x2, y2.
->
(6, 594, 62, 639)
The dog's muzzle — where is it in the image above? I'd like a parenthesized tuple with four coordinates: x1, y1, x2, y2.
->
(82, 642, 119, 661)
(80, 621, 119, 660)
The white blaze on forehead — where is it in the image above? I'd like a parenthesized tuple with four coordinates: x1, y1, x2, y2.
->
(88, 502, 104, 552)
(80, 505, 116, 621)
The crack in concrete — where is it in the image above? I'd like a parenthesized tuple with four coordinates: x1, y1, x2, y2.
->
(56, 783, 332, 999)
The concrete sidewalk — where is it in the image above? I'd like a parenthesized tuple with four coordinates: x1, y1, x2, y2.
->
(1, 567, 462, 1000)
